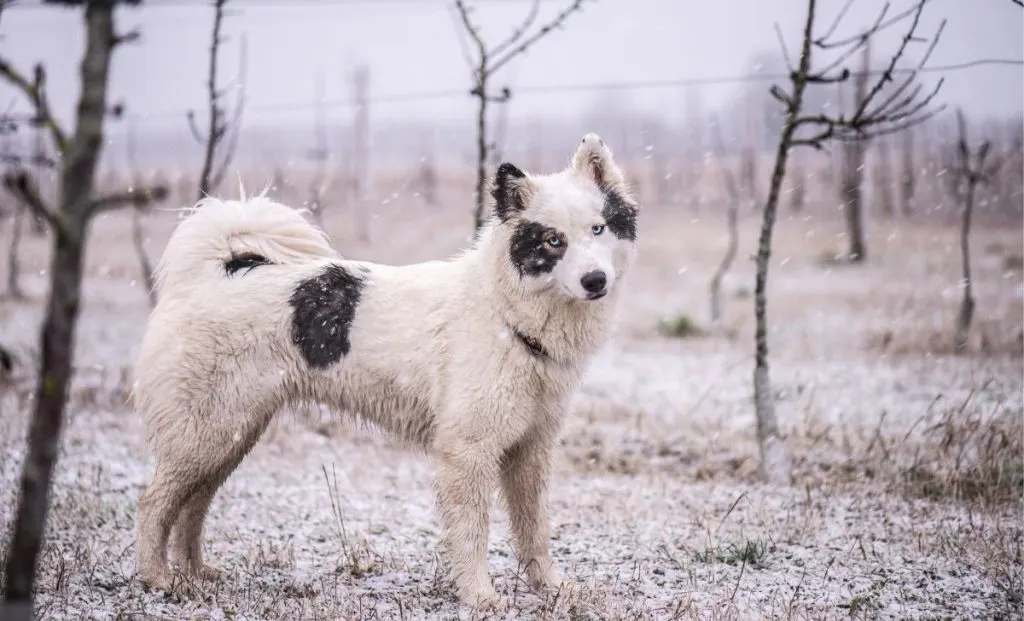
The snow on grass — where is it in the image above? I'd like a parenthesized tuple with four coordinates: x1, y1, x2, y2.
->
(1, 204, 1021, 619)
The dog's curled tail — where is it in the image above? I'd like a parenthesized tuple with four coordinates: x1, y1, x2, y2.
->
(155, 195, 338, 296)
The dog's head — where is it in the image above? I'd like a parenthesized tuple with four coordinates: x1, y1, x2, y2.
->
(491, 133, 639, 302)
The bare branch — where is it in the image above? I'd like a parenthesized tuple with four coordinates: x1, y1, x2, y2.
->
(185, 110, 205, 144)
(816, 0, 855, 44)
(2, 169, 58, 229)
(448, 2, 478, 71)
(113, 28, 141, 47)
(197, 0, 228, 200)
(88, 184, 169, 215)
(817, 2, 915, 49)
(487, 0, 587, 77)
(0, 60, 68, 154)
(490, 0, 541, 59)
(787, 0, 945, 150)
(208, 32, 247, 192)
(773, 22, 794, 74)
(454, 0, 487, 80)
(852, 7, 940, 122)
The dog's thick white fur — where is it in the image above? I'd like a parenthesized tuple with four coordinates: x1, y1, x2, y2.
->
(133, 134, 640, 608)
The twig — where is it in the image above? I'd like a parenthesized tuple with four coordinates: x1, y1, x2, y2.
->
(131, 207, 156, 306)
(789, 0, 946, 150)
(2, 170, 58, 230)
(487, 0, 587, 77)
(489, 0, 541, 59)
(208, 32, 247, 192)
(0, 60, 68, 154)
(88, 185, 169, 215)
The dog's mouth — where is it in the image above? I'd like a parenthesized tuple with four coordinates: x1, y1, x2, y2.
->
(585, 291, 607, 301)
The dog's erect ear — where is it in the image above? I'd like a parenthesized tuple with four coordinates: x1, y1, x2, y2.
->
(571, 133, 626, 193)
(491, 162, 534, 222)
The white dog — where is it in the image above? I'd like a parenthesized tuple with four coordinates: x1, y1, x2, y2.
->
(132, 134, 640, 608)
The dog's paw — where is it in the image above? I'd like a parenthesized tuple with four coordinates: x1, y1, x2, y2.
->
(461, 586, 507, 611)
(137, 570, 172, 592)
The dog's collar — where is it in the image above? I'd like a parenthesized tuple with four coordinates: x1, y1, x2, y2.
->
(510, 325, 547, 359)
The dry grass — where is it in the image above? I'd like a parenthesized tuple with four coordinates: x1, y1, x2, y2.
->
(0, 166, 1022, 619)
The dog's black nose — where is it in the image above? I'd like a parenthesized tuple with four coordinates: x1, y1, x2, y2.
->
(580, 271, 607, 294)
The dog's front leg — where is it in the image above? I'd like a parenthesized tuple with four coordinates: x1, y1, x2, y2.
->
(500, 433, 563, 592)
(435, 442, 501, 608)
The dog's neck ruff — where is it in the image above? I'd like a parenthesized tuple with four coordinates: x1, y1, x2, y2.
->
(510, 324, 546, 359)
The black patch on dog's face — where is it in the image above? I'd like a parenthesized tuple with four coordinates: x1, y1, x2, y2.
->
(225, 252, 271, 276)
(289, 264, 366, 369)
(491, 162, 528, 222)
(602, 191, 638, 242)
(509, 220, 567, 277)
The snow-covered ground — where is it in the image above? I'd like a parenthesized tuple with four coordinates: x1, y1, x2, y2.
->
(1, 197, 1021, 620)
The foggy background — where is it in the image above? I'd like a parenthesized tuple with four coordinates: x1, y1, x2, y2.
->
(1, 0, 1021, 173)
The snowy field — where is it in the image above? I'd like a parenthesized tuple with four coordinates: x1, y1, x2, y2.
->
(1, 189, 1022, 620)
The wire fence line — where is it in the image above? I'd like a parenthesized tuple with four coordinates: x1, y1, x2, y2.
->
(107, 57, 1023, 122)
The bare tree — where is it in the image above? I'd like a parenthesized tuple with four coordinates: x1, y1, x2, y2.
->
(753, 0, 944, 483)
(5, 196, 24, 298)
(788, 156, 806, 213)
(126, 116, 156, 306)
(0, 4, 167, 618)
(2, 112, 26, 299)
(942, 109, 1000, 354)
(681, 85, 706, 212)
(350, 63, 372, 243)
(452, 0, 589, 232)
(898, 125, 916, 216)
(873, 133, 895, 218)
(187, 0, 245, 203)
(740, 104, 762, 210)
(837, 42, 871, 262)
(305, 66, 329, 227)
(708, 117, 740, 331)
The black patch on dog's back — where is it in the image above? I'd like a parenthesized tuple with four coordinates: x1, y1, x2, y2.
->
(602, 191, 638, 242)
(509, 220, 567, 277)
(225, 252, 272, 276)
(289, 264, 366, 369)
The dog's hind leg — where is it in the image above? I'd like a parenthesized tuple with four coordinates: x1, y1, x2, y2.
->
(137, 412, 270, 590)
(500, 432, 563, 593)
(136, 464, 199, 591)
(168, 452, 246, 581)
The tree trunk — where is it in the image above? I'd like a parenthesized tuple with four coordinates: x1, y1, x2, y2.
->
(1, 4, 115, 617)
(751, 0, 820, 486)
(841, 138, 867, 262)
(197, 0, 226, 202)
(472, 77, 489, 233)
(131, 207, 155, 306)
(874, 135, 894, 219)
(709, 197, 738, 329)
(6, 202, 24, 298)
(899, 127, 915, 217)
(788, 159, 805, 213)
(955, 179, 975, 353)
(351, 64, 372, 244)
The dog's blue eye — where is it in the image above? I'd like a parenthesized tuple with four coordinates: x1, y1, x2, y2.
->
(592, 224, 605, 236)
(547, 236, 561, 247)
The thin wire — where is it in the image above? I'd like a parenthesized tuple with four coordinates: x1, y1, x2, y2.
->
(120, 58, 1024, 120)
(8, 0, 556, 8)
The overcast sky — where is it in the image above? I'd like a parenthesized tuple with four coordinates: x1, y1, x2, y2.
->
(1, 0, 1021, 135)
